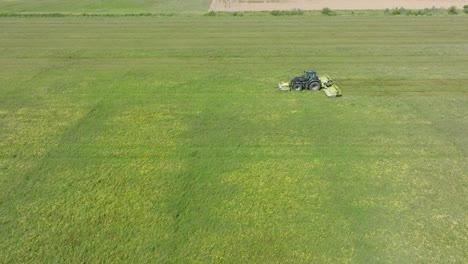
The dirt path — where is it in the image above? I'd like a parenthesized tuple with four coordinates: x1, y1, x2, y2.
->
(210, 0, 468, 11)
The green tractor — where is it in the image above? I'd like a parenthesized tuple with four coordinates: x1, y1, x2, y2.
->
(278, 70, 342, 98)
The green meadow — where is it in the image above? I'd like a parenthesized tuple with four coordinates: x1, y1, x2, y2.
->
(0, 11, 467, 263)
(0, 0, 212, 13)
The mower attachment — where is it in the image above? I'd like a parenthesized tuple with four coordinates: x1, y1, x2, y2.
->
(278, 82, 290, 91)
(318, 75, 342, 98)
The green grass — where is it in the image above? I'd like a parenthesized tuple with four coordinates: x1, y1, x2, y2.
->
(0, 15, 467, 262)
(0, 0, 212, 13)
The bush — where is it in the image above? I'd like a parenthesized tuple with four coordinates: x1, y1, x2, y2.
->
(270, 10, 281, 16)
(386, 7, 434, 16)
(463, 5, 468, 14)
(420, 8, 433, 16)
(205, 11, 216, 16)
(321, 7, 336, 16)
(289, 9, 304, 15)
(407, 9, 430, 16)
(270, 9, 303, 16)
(447, 6, 458, 15)
(390, 7, 405, 15)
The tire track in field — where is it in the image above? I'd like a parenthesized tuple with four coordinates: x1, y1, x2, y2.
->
(164, 94, 250, 261)
(2, 76, 184, 261)
(0, 97, 108, 261)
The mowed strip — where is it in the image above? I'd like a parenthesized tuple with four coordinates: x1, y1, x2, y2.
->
(0, 16, 467, 262)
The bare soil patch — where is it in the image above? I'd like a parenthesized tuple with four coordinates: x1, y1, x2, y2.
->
(210, 0, 468, 11)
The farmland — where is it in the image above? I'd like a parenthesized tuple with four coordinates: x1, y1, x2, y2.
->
(210, 0, 468, 11)
(0, 0, 212, 13)
(1, 9, 467, 264)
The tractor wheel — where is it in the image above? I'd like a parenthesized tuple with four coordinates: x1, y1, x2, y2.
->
(292, 83, 303, 91)
(308, 81, 321, 91)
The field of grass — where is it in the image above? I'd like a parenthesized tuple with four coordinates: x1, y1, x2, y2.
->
(0, 0, 212, 13)
(0, 14, 467, 262)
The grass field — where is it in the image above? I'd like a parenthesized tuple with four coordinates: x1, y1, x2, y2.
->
(0, 0, 212, 13)
(0, 13, 467, 262)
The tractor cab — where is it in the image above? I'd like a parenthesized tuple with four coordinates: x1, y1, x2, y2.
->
(304, 70, 317, 81)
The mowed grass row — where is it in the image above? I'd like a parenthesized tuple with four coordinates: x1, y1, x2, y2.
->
(0, 16, 467, 262)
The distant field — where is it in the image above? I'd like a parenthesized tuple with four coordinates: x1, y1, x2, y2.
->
(210, 0, 468, 11)
(0, 0, 212, 13)
(0, 14, 467, 262)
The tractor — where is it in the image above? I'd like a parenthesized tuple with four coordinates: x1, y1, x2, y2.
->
(278, 70, 342, 98)
(290, 70, 322, 91)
